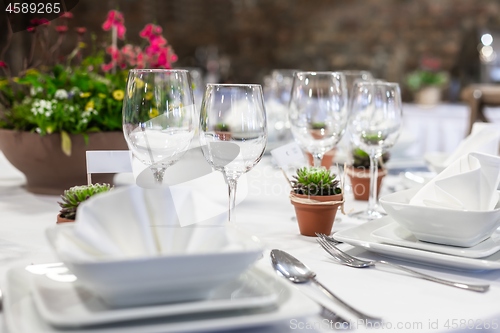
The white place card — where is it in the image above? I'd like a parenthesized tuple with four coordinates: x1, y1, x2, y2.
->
(270, 142, 306, 169)
(86, 151, 133, 183)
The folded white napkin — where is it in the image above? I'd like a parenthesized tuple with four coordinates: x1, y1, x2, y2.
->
(410, 152, 500, 211)
(444, 122, 500, 165)
(53, 185, 244, 262)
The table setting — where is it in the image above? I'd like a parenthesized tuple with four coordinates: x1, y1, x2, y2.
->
(0, 69, 500, 333)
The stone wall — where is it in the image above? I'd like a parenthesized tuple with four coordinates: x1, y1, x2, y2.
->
(3, 0, 500, 100)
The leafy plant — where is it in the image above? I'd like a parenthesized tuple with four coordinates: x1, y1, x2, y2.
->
(291, 166, 341, 196)
(351, 147, 390, 169)
(215, 123, 230, 132)
(0, 10, 178, 156)
(406, 70, 448, 91)
(58, 183, 112, 219)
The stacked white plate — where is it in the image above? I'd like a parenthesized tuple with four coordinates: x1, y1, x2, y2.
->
(4, 261, 320, 333)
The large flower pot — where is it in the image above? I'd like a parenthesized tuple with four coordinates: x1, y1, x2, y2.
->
(290, 192, 343, 237)
(0, 129, 128, 195)
(345, 166, 387, 201)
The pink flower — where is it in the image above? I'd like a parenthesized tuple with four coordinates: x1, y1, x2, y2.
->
(139, 24, 154, 39)
(101, 63, 114, 72)
(38, 18, 50, 26)
(102, 10, 126, 39)
(0, 61, 8, 69)
(75, 27, 87, 35)
(27, 26, 36, 33)
(55, 25, 68, 33)
(60, 12, 73, 19)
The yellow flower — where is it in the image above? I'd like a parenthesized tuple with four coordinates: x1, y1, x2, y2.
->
(149, 107, 159, 118)
(80, 92, 91, 98)
(134, 78, 145, 89)
(112, 90, 124, 101)
(85, 100, 94, 111)
(46, 126, 53, 134)
(0, 79, 8, 88)
(145, 92, 153, 100)
(12, 77, 19, 83)
(26, 69, 39, 76)
(78, 42, 86, 49)
(98, 93, 106, 99)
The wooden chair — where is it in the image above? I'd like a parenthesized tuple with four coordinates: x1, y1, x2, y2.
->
(461, 84, 500, 134)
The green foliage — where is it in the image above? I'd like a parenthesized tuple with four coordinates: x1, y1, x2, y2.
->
(215, 123, 230, 131)
(58, 183, 113, 219)
(0, 58, 127, 136)
(406, 70, 448, 91)
(291, 166, 341, 196)
(351, 147, 390, 169)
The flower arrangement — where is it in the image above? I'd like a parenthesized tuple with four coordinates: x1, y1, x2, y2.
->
(405, 56, 448, 92)
(0, 10, 177, 155)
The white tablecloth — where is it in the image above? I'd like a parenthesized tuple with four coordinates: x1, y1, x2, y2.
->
(0, 149, 500, 333)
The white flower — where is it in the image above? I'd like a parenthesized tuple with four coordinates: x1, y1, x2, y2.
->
(30, 86, 42, 96)
(55, 89, 69, 100)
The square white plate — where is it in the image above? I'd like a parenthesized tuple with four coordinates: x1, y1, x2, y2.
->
(30, 264, 279, 328)
(371, 221, 500, 259)
(334, 217, 500, 271)
(5, 263, 321, 333)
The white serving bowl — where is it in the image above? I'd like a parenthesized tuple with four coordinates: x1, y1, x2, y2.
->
(46, 225, 263, 308)
(380, 188, 500, 247)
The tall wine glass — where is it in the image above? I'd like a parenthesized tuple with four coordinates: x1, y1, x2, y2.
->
(288, 71, 348, 167)
(348, 81, 403, 220)
(199, 84, 267, 222)
(122, 69, 196, 184)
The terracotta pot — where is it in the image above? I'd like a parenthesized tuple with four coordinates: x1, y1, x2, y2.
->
(415, 86, 441, 105)
(0, 129, 128, 195)
(56, 213, 74, 224)
(290, 192, 343, 237)
(345, 166, 387, 201)
(306, 149, 336, 169)
(215, 131, 231, 141)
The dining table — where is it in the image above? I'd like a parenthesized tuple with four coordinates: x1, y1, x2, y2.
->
(0, 145, 500, 333)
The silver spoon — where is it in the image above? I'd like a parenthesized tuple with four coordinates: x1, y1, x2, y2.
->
(270, 249, 381, 323)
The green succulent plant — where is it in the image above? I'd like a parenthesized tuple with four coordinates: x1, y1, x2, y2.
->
(291, 166, 341, 196)
(58, 183, 112, 220)
(214, 123, 230, 132)
(351, 147, 390, 169)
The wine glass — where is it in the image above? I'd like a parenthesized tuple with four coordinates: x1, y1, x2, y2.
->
(122, 69, 196, 184)
(341, 70, 373, 96)
(347, 81, 403, 220)
(288, 71, 349, 167)
(199, 84, 267, 222)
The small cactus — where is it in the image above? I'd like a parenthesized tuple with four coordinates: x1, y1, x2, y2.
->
(58, 183, 112, 220)
(291, 166, 341, 196)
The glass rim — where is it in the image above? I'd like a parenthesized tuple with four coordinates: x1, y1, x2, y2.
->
(128, 69, 190, 73)
(294, 71, 345, 76)
(354, 80, 400, 87)
(206, 83, 262, 88)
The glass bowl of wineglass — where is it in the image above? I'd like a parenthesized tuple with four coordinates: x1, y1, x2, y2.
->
(122, 69, 196, 185)
(347, 81, 403, 220)
(288, 71, 349, 168)
(199, 84, 267, 222)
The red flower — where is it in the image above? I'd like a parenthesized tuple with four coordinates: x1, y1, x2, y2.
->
(55, 26, 68, 33)
(27, 26, 36, 33)
(0, 61, 8, 69)
(60, 12, 74, 19)
(30, 18, 50, 27)
(75, 27, 87, 35)
(101, 63, 114, 72)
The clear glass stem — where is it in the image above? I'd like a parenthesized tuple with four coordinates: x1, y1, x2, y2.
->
(368, 154, 379, 213)
(312, 152, 324, 167)
(227, 178, 238, 222)
(151, 166, 166, 184)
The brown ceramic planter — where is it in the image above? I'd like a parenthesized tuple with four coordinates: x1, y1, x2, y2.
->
(215, 131, 231, 141)
(290, 192, 343, 237)
(345, 166, 387, 201)
(56, 213, 75, 224)
(0, 129, 128, 195)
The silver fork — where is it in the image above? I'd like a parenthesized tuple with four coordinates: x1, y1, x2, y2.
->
(316, 235, 490, 293)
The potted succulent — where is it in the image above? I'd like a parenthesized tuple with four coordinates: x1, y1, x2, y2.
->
(290, 166, 343, 237)
(0, 10, 178, 194)
(305, 122, 336, 169)
(57, 183, 113, 223)
(214, 123, 231, 141)
(345, 148, 389, 201)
